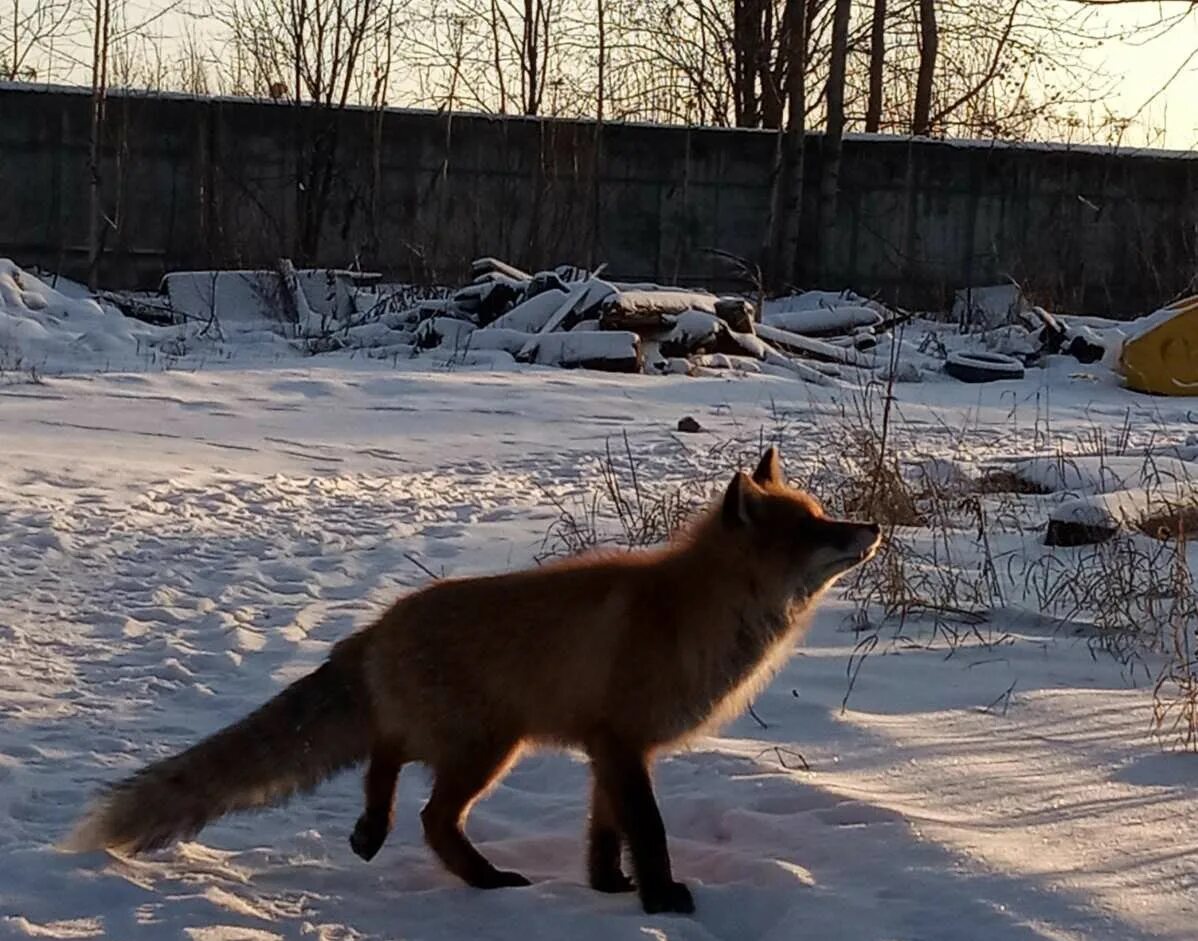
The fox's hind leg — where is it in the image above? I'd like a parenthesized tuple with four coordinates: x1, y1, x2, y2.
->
(350, 741, 404, 861)
(587, 772, 634, 893)
(421, 740, 530, 889)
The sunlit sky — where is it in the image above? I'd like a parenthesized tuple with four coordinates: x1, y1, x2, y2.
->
(1077, 1, 1198, 149)
(20, 0, 1198, 151)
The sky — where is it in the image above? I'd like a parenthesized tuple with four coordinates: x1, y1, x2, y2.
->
(11, 0, 1198, 151)
(1075, 1, 1198, 149)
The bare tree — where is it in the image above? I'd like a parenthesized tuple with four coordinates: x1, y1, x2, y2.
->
(819, 0, 851, 237)
(764, 0, 810, 286)
(912, 0, 937, 134)
(409, 0, 565, 116)
(864, 0, 885, 131)
(218, 0, 404, 261)
(86, 0, 111, 289)
(2, 0, 77, 81)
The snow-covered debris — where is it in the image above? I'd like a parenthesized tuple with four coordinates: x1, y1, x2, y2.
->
(756, 322, 875, 367)
(1046, 482, 1198, 544)
(471, 256, 531, 282)
(689, 352, 764, 374)
(0, 259, 150, 367)
(529, 331, 641, 372)
(770, 288, 868, 310)
(985, 324, 1041, 358)
(952, 283, 1027, 328)
(163, 267, 372, 334)
(604, 289, 719, 317)
(763, 297, 883, 336)
(519, 278, 614, 351)
(988, 455, 1198, 496)
(488, 289, 569, 332)
(462, 326, 535, 356)
(403, 258, 889, 382)
(415, 316, 477, 350)
(904, 457, 975, 494)
(659, 310, 724, 352)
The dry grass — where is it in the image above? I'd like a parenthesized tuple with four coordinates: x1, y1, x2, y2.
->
(1139, 505, 1198, 541)
(534, 385, 1198, 751)
(1153, 533, 1198, 751)
(535, 431, 744, 562)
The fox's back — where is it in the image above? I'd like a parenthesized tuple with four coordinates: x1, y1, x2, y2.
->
(362, 551, 666, 752)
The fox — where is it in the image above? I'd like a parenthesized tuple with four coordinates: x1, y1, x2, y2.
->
(63, 446, 880, 915)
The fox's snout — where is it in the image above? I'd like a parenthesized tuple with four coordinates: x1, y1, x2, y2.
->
(848, 521, 882, 559)
(823, 519, 882, 567)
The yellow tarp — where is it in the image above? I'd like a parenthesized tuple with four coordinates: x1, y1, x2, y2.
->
(1119, 295, 1198, 396)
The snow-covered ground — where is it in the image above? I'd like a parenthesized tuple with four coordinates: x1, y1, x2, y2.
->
(2, 276, 1198, 939)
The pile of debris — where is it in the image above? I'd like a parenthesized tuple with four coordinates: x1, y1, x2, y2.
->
(381, 258, 892, 383)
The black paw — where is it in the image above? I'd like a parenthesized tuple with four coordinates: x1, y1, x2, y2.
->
(349, 815, 387, 861)
(590, 868, 635, 894)
(640, 879, 695, 915)
(476, 868, 532, 889)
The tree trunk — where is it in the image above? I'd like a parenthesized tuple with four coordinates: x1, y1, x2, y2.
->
(865, 0, 886, 132)
(764, 0, 808, 288)
(818, 0, 851, 275)
(86, 0, 110, 290)
(520, 0, 542, 115)
(913, 0, 938, 135)
(590, 0, 606, 267)
(758, 0, 782, 128)
(733, 0, 757, 126)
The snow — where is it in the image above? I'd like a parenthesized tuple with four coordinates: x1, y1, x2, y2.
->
(1051, 483, 1198, 529)
(164, 269, 361, 333)
(951, 283, 1026, 328)
(606, 290, 718, 316)
(0, 261, 155, 370)
(487, 289, 569, 332)
(993, 455, 1198, 495)
(662, 309, 723, 346)
(761, 295, 883, 336)
(2, 263, 1198, 941)
(1120, 296, 1198, 343)
(755, 322, 874, 368)
(529, 330, 640, 367)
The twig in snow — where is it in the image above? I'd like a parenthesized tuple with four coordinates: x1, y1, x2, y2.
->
(754, 745, 810, 772)
(404, 552, 441, 581)
(841, 632, 879, 714)
(980, 680, 1018, 716)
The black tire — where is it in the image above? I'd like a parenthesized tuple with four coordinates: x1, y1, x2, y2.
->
(944, 350, 1026, 383)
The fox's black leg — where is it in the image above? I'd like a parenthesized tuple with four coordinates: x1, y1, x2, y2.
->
(589, 737, 694, 915)
(421, 741, 530, 889)
(350, 742, 403, 861)
(588, 770, 634, 893)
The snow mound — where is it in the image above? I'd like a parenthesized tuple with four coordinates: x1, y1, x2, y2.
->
(0, 260, 145, 367)
(1121, 297, 1198, 343)
(1050, 482, 1198, 532)
(762, 291, 883, 336)
(992, 455, 1198, 495)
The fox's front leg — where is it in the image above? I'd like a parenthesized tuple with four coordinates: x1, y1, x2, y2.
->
(350, 742, 404, 861)
(589, 737, 694, 915)
(587, 772, 634, 893)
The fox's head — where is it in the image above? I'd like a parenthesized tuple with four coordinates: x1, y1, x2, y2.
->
(719, 446, 881, 599)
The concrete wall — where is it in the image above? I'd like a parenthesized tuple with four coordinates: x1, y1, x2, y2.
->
(3, 83, 1196, 316)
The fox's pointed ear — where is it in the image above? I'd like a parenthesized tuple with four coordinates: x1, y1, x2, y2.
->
(722, 471, 761, 528)
(752, 446, 783, 486)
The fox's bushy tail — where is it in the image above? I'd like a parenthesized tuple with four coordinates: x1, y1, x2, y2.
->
(62, 635, 372, 854)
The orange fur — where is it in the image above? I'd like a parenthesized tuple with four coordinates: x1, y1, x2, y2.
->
(65, 447, 879, 915)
